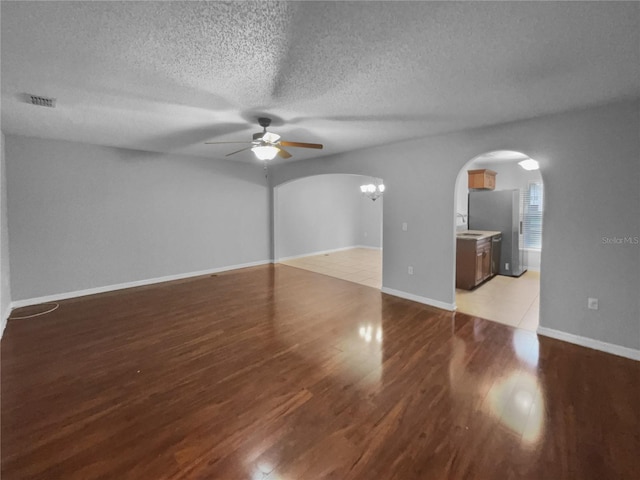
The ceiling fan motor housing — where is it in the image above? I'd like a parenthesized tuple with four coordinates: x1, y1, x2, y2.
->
(258, 117, 272, 129)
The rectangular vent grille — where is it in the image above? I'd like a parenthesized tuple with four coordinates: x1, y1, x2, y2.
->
(29, 95, 56, 108)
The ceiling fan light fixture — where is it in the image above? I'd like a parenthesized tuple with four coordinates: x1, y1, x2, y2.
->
(252, 145, 279, 161)
(206, 117, 323, 159)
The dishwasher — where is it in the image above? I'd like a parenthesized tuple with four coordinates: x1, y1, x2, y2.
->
(491, 234, 502, 276)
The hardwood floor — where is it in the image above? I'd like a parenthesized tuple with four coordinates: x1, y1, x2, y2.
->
(1, 265, 638, 479)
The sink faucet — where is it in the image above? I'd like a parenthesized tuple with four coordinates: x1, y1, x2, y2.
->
(457, 212, 467, 223)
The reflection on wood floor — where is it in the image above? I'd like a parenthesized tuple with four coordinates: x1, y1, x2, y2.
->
(457, 270, 540, 332)
(1, 264, 637, 479)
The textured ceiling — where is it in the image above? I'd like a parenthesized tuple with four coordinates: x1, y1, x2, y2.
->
(2, 1, 639, 164)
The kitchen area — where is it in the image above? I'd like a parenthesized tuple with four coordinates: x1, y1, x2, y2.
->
(456, 229, 502, 290)
(455, 153, 543, 331)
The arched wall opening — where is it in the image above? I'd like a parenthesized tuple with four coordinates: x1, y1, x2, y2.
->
(274, 173, 384, 289)
(453, 150, 544, 331)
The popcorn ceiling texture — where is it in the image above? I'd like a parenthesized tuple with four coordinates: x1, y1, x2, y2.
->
(1, 1, 638, 162)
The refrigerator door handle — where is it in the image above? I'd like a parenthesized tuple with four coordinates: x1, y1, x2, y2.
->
(519, 221, 523, 235)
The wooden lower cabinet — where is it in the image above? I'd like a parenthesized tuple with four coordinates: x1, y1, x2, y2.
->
(457, 237, 493, 290)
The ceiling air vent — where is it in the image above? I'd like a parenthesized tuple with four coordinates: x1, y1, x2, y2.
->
(29, 95, 56, 108)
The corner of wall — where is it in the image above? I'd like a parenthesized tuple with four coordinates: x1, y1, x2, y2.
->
(0, 131, 12, 340)
(1, 305, 9, 339)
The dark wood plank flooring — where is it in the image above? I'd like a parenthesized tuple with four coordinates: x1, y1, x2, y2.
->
(1, 264, 638, 479)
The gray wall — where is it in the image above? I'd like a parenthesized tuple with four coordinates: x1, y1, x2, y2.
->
(270, 100, 640, 351)
(6, 135, 271, 301)
(1, 132, 11, 335)
(275, 174, 382, 259)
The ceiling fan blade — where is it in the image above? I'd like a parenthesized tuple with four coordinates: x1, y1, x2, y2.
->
(205, 141, 251, 145)
(279, 141, 323, 149)
(226, 146, 253, 157)
(262, 132, 281, 143)
(277, 147, 292, 159)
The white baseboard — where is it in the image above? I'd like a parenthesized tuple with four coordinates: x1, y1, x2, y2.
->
(381, 287, 455, 311)
(354, 245, 382, 251)
(537, 326, 640, 361)
(277, 245, 380, 263)
(11, 259, 272, 309)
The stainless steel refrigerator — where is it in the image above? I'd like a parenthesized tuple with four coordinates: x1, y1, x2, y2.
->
(468, 189, 527, 277)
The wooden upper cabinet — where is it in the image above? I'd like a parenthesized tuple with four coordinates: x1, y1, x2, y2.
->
(468, 169, 497, 190)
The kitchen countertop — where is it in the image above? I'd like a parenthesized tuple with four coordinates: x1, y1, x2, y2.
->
(456, 230, 502, 241)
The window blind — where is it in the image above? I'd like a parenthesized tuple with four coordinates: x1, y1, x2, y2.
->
(522, 182, 543, 249)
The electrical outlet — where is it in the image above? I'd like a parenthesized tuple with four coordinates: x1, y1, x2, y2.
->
(408, 266, 414, 275)
(505, 262, 510, 271)
(402, 222, 408, 231)
(588, 297, 598, 310)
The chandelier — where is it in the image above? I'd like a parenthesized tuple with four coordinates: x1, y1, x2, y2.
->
(360, 182, 385, 201)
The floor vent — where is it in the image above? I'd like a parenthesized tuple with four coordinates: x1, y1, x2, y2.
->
(29, 95, 56, 108)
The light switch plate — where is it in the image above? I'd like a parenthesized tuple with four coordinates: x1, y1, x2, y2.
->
(588, 297, 598, 310)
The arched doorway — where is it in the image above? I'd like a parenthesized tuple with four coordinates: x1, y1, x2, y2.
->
(274, 173, 384, 289)
(454, 150, 544, 331)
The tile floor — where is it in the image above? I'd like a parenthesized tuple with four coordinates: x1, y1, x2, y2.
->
(456, 271, 540, 332)
(279, 248, 382, 289)
(281, 248, 539, 332)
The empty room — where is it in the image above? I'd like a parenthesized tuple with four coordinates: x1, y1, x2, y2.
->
(1, 2, 639, 479)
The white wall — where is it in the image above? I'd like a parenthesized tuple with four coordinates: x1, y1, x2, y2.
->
(5, 135, 271, 301)
(359, 185, 383, 248)
(270, 100, 640, 352)
(0, 132, 11, 336)
(474, 160, 543, 191)
(275, 174, 382, 260)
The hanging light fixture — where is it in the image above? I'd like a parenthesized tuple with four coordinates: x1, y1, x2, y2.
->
(252, 145, 279, 161)
(360, 181, 385, 201)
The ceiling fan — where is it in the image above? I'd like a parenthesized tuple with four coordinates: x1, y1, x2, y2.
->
(205, 117, 323, 160)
